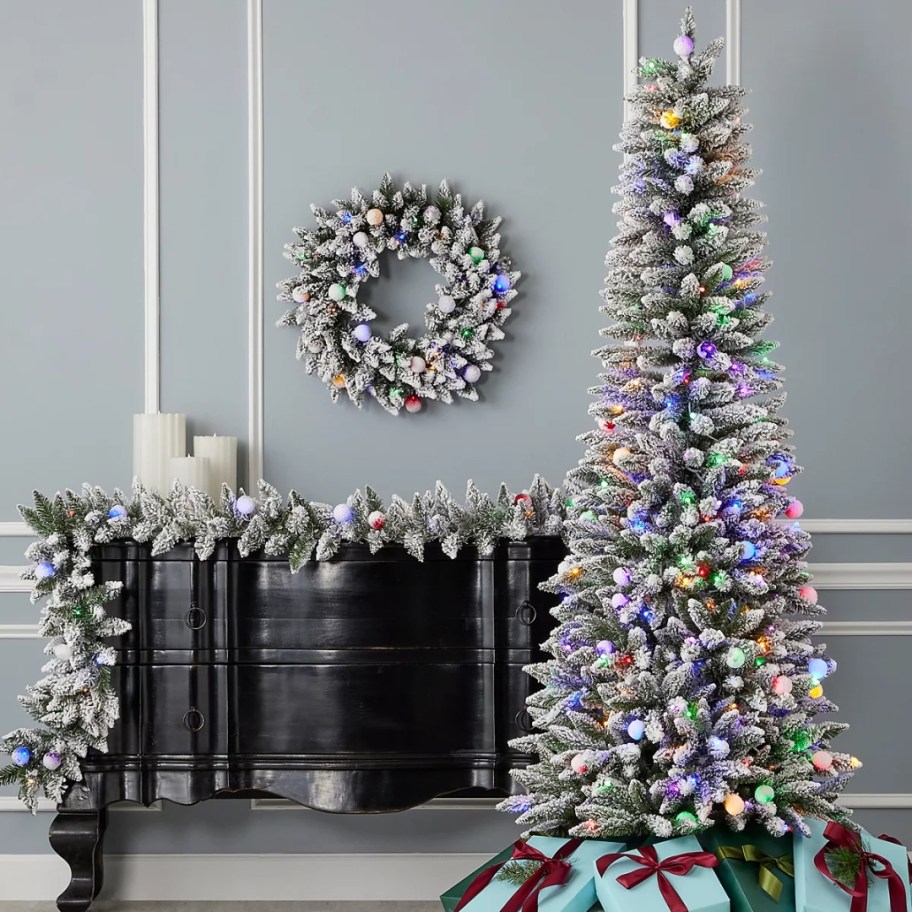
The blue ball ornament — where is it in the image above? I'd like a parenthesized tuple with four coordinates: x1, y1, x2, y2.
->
(332, 503, 354, 524)
(492, 274, 512, 296)
(35, 561, 56, 580)
(808, 658, 829, 680)
(627, 719, 646, 741)
(697, 341, 717, 361)
(107, 505, 127, 520)
(11, 746, 31, 767)
(741, 542, 757, 561)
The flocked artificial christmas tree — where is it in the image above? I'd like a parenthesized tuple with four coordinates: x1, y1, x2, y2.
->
(502, 9, 859, 841)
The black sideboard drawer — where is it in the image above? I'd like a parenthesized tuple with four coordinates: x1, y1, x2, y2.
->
(94, 544, 227, 653)
(142, 665, 227, 756)
(229, 662, 493, 757)
(228, 548, 494, 651)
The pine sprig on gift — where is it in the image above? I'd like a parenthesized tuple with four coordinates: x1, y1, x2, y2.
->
(826, 843, 873, 889)
(495, 859, 543, 885)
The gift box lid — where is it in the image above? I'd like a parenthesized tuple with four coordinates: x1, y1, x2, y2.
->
(444, 835, 624, 912)
(699, 826, 795, 912)
(793, 817, 911, 912)
(594, 834, 730, 912)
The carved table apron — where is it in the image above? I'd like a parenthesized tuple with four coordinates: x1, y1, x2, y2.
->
(49, 536, 563, 911)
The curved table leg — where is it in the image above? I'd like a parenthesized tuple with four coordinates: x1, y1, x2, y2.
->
(48, 808, 107, 912)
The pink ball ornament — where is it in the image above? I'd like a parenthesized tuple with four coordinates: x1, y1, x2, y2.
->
(368, 511, 386, 530)
(613, 567, 632, 587)
(408, 356, 426, 373)
(570, 753, 591, 774)
(365, 208, 384, 227)
(404, 395, 423, 414)
(772, 676, 793, 697)
(799, 585, 818, 605)
(673, 35, 695, 57)
(785, 499, 804, 519)
(812, 750, 834, 772)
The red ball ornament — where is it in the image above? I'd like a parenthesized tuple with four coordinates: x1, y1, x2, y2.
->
(368, 510, 386, 530)
(404, 395, 422, 413)
(600, 420, 616, 432)
(570, 754, 590, 774)
(514, 493, 532, 507)
(617, 653, 634, 667)
(799, 585, 818, 605)
(697, 563, 710, 578)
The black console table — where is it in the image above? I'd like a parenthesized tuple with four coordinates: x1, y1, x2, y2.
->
(49, 536, 564, 911)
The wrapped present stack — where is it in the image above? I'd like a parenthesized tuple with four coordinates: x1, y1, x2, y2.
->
(441, 822, 912, 912)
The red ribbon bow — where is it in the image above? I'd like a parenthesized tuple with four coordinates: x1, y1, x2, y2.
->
(596, 844, 720, 912)
(813, 821, 908, 912)
(453, 838, 583, 912)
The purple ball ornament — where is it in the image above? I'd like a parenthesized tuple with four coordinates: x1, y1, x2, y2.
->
(42, 752, 62, 771)
(613, 567, 632, 587)
(611, 593, 630, 609)
(352, 323, 371, 343)
(234, 495, 257, 517)
(35, 561, 56, 580)
(596, 640, 616, 657)
(663, 210, 681, 228)
(11, 746, 31, 767)
(673, 35, 695, 57)
(697, 341, 718, 361)
(332, 503, 355, 524)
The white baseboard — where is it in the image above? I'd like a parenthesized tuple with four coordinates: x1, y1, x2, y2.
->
(0, 851, 491, 902)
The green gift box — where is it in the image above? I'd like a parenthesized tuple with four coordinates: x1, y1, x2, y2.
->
(699, 827, 795, 912)
(440, 847, 514, 912)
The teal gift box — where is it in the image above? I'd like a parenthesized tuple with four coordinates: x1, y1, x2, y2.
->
(594, 834, 730, 912)
(440, 835, 623, 912)
(699, 827, 795, 912)
(793, 817, 911, 912)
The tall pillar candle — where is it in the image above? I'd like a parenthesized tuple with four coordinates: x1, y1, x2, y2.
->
(133, 413, 187, 494)
(169, 456, 211, 494)
(192, 436, 237, 500)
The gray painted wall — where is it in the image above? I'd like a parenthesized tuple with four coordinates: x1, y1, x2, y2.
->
(1, 0, 910, 860)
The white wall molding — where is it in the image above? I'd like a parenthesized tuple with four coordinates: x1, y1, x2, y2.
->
(0, 624, 38, 638)
(622, 0, 638, 120)
(0, 797, 160, 814)
(246, 0, 264, 490)
(0, 568, 28, 594)
(811, 563, 912, 590)
(725, 0, 741, 86)
(142, 0, 161, 414)
(0, 522, 29, 538)
(0, 851, 492, 902)
(797, 519, 912, 535)
(251, 797, 504, 812)
(840, 793, 912, 810)
(823, 621, 912, 637)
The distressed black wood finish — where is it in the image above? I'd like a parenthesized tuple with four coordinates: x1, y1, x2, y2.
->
(49, 536, 564, 910)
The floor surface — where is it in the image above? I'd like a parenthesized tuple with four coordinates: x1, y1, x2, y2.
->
(3, 905, 442, 911)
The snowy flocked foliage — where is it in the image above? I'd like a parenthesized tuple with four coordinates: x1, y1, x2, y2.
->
(501, 9, 858, 841)
(3, 476, 563, 811)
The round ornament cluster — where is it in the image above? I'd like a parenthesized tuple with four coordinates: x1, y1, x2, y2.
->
(277, 174, 521, 415)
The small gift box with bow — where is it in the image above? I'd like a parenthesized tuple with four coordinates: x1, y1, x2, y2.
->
(442, 835, 623, 912)
(793, 817, 911, 912)
(594, 835, 731, 912)
(699, 827, 795, 912)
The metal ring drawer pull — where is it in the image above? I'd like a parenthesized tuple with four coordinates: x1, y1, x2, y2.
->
(515, 710, 533, 733)
(515, 601, 537, 626)
(181, 708, 205, 733)
(185, 606, 207, 630)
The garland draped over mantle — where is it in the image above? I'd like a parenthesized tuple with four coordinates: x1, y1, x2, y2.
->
(2, 476, 565, 811)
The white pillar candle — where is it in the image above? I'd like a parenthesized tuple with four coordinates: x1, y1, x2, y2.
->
(169, 456, 211, 494)
(192, 436, 237, 500)
(133, 413, 187, 494)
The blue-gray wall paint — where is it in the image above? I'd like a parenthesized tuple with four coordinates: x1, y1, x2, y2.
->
(1, 0, 911, 859)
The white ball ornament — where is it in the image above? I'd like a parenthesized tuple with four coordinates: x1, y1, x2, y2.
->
(438, 295, 456, 314)
(368, 510, 386, 530)
(366, 208, 384, 227)
(423, 205, 441, 224)
(42, 752, 63, 771)
(353, 231, 369, 248)
(463, 364, 482, 384)
(328, 283, 346, 302)
(409, 356, 426, 373)
(53, 644, 73, 662)
(612, 447, 631, 466)
(570, 753, 592, 774)
(291, 287, 310, 304)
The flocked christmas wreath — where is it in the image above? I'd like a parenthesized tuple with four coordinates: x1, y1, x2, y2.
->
(276, 174, 520, 415)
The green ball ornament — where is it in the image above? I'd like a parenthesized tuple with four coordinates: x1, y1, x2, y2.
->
(754, 784, 775, 804)
(726, 647, 746, 669)
(720, 263, 733, 281)
(469, 246, 485, 264)
(675, 811, 698, 826)
(460, 327, 475, 340)
(580, 510, 597, 521)
(328, 283, 346, 302)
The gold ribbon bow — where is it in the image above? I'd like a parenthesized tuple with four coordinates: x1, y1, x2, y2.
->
(717, 845, 794, 903)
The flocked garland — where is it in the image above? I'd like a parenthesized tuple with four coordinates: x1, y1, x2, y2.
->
(1, 476, 563, 811)
(276, 174, 520, 415)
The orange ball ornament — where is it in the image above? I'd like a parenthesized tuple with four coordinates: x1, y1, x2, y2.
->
(809, 683, 824, 699)
(724, 794, 745, 816)
(332, 374, 346, 389)
(660, 110, 681, 129)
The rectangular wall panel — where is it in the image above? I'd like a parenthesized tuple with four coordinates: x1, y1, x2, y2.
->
(261, 0, 624, 502)
(0, 1, 144, 517)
